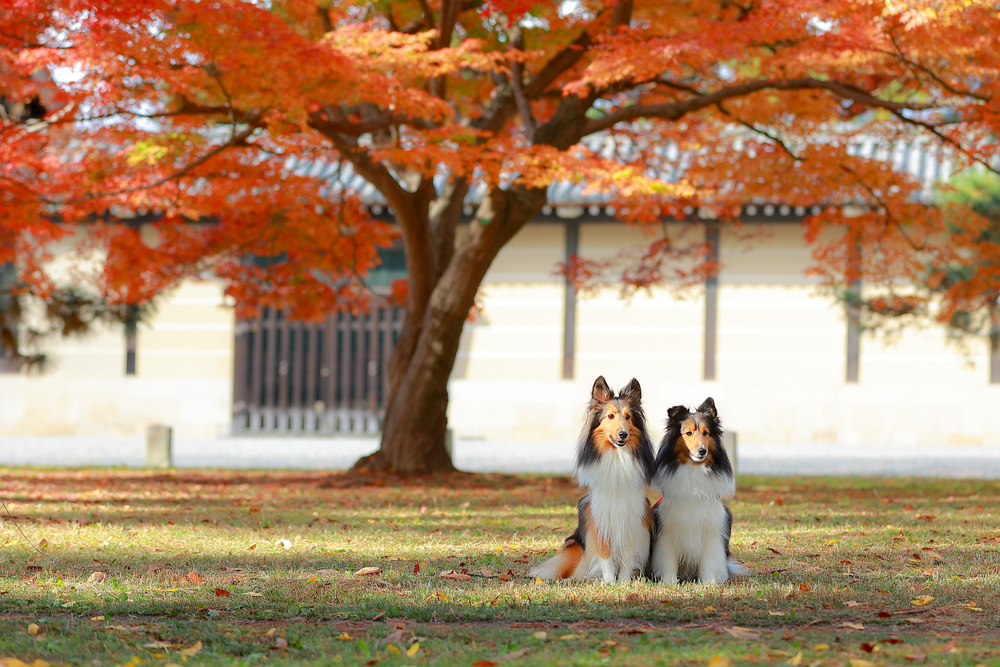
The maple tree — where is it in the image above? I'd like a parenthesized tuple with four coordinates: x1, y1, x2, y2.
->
(3, 0, 1000, 473)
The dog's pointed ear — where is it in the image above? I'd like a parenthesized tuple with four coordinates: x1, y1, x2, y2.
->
(697, 397, 717, 418)
(667, 405, 689, 423)
(619, 378, 641, 404)
(591, 375, 613, 403)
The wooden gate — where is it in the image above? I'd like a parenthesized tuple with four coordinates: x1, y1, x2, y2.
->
(232, 305, 405, 434)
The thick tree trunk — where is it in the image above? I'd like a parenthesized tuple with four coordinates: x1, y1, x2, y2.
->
(354, 190, 545, 474)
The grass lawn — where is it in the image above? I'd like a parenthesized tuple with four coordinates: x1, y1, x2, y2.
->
(1, 467, 999, 666)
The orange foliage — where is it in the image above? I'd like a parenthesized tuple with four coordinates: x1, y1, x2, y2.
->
(2, 0, 1000, 328)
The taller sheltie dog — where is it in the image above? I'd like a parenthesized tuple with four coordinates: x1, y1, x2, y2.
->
(650, 397, 747, 584)
(529, 376, 656, 583)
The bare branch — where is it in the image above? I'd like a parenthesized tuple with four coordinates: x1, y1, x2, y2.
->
(63, 123, 260, 206)
(523, 28, 594, 99)
(507, 27, 536, 140)
(888, 108, 1000, 177)
(885, 31, 989, 102)
(581, 76, 946, 135)
(611, 0, 633, 30)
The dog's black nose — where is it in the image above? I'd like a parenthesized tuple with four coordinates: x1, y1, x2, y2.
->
(697, 447, 707, 457)
(618, 430, 628, 441)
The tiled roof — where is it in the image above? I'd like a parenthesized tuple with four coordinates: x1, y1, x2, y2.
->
(283, 135, 959, 215)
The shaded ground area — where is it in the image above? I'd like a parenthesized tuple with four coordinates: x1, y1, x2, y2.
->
(1, 468, 999, 665)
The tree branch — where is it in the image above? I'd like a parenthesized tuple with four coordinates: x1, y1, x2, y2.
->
(507, 26, 536, 140)
(580, 76, 945, 135)
(611, 0, 633, 30)
(60, 123, 260, 206)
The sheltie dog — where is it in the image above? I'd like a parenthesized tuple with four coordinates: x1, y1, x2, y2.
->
(650, 397, 747, 584)
(529, 376, 656, 583)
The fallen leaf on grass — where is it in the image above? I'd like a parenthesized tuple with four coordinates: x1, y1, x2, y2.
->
(902, 654, 927, 662)
(143, 641, 177, 649)
(179, 641, 202, 657)
(381, 629, 406, 646)
(26, 624, 41, 636)
(767, 611, 785, 616)
(407, 643, 420, 657)
(439, 570, 471, 581)
(472, 662, 499, 667)
(0, 659, 51, 667)
(911, 596, 935, 606)
(276, 539, 292, 549)
(274, 637, 288, 649)
(787, 652, 804, 666)
(354, 566, 382, 576)
(707, 655, 732, 667)
(841, 623, 865, 630)
(215, 588, 230, 597)
(724, 627, 759, 639)
(496, 648, 528, 662)
(88, 571, 106, 583)
(186, 572, 205, 585)
(849, 660, 877, 667)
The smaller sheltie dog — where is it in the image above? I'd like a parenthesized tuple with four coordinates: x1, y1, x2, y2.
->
(650, 397, 747, 584)
(529, 376, 656, 583)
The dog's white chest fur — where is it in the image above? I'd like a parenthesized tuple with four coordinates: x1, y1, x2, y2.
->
(578, 452, 647, 551)
(576, 448, 649, 580)
(651, 463, 735, 583)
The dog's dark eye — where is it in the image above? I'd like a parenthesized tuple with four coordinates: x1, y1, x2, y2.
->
(624, 414, 631, 421)
(685, 431, 693, 436)
(702, 430, 709, 436)
(606, 414, 614, 420)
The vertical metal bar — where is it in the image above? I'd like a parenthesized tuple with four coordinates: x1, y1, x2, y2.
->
(304, 321, 319, 429)
(263, 308, 279, 426)
(703, 221, 720, 381)
(562, 220, 579, 380)
(324, 313, 339, 432)
(338, 313, 352, 428)
(289, 320, 305, 431)
(366, 308, 380, 419)
(277, 311, 291, 414)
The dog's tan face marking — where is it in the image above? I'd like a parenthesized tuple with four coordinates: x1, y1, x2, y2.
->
(595, 402, 640, 452)
(676, 414, 713, 464)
